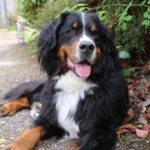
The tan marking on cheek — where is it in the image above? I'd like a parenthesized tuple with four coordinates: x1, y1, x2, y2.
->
(91, 25, 95, 32)
(66, 42, 78, 61)
(57, 42, 79, 72)
(93, 47, 101, 64)
(73, 22, 78, 28)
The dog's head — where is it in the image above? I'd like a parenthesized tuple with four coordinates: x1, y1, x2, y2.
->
(38, 12, 119, 79)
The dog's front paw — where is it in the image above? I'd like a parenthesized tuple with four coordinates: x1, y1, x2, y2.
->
(0, 104, 11, 117)
(0, 103, 17, 117)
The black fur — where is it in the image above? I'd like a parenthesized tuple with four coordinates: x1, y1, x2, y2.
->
(3, 12, 129, 150)
(3, 80, 46, 104)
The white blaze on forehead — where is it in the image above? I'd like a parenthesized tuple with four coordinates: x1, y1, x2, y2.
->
(80, 13, 95, 45)
(75, 13, 96, 63)
(81, 13, 85, 33)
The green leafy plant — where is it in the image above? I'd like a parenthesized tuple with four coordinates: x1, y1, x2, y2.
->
(15, 0, 150, 62)
(141, 7, 150, 29)
(123, 68, 135, 77)
(89, 0, 150, 63)
(15, 0, 49, 24)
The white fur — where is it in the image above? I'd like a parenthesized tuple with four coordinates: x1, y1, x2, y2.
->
(30, 102, 41, 120)
(76, 13, 96, 64)
(54, 71, 96, 141)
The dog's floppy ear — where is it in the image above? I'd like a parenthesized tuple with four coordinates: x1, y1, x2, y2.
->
(38, 13, 69, 76)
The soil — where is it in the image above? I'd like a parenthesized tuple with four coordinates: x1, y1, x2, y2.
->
(0, 29, 150, 150)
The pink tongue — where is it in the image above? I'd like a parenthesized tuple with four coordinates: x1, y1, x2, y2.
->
(76, 64, 91, 78)
(67, 57, 91, 78)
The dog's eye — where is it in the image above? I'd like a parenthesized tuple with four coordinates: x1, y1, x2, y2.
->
(91, 31, 97, 36)
(69, 30, 75, 35)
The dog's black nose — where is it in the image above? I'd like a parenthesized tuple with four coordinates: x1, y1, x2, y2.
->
(79, 41, 94, 55)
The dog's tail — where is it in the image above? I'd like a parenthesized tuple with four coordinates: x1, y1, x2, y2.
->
(3, 80, 46, 104)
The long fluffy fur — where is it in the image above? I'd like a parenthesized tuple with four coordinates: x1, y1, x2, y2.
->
(3, 12, 129, 150)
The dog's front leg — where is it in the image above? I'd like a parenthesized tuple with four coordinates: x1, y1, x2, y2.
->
(80, 126, 117, 150)
(2, 126, 46, 150)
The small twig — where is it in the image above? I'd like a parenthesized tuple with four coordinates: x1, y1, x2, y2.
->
(130, 138, 144, 142)
(86, 3, 149, 12)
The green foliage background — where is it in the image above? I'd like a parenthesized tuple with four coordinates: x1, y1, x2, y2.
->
(15, 0, 150, 62)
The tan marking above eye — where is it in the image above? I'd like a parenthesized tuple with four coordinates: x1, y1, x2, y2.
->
(90, 25, 96, 32)
(73, 22, 78, 28)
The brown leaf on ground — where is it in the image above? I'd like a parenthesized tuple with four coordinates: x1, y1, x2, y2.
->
(137, 91, 147, 101)
(118, 124, 136, 134)
(135, 128, 149, 138)
(128, 82, 140, 90)
(144, 124, 150, 131)
(138, 114, 147, 125)
(137, 102, 144, 107)
(140, 107, 147, 113)
(138, 99, 150, 108)
(142, 97, 150, 107)
(143, 114, 150, 118)
(117, 124, 142, 134)
(129, 89, 135, 97)
(125, 108, 135, 121)
(144, 83, 150, 90)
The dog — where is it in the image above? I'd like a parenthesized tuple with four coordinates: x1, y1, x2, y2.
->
(0, 12, 130, 150)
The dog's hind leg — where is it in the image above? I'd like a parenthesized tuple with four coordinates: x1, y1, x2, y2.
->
(0, 97, 30, 117)
(0, 80, 46, 117)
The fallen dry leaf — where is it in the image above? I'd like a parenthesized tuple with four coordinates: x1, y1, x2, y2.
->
(137, 102, 144, 107)
(0, 139, 6, 144)
(128, 82, 140, 90)
(129, 89, 135, 97)
(143, 114, 150, 118)
(142, 97, 150, 107)
(137, 92, 146, 101)
(144, 124, 150, 129)
(140, 107, 147, 113)
(135, 128, 149, 138)
(138, 114, 147, 125)
(144, 82, 150, 90)
(132, 82, 141, 87)
(117, 124, 142, 134)
(125, 108, 135, 121)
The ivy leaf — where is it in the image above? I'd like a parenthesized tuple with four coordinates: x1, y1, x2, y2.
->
(124, 15, 133, 21)
(123, 68, 135, 77)
(122, 22, 127, 30)
(77, 7, 87, 12)
(31, 0, 36, 4)
(143, 12, 149, 18)
(97, 11, 107, 18)
(141, 20, 150, 26)
(102, 0, 107, 4)
(119, 51, 131, 59)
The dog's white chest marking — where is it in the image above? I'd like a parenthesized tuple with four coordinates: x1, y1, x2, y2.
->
(30, 102, 42, 120)
(54, 71, 96, 140)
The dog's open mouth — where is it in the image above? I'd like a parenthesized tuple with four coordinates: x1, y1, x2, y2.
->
(67, 57, 91, 78)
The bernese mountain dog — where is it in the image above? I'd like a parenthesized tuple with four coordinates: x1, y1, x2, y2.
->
(0, 12, 130, 150)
